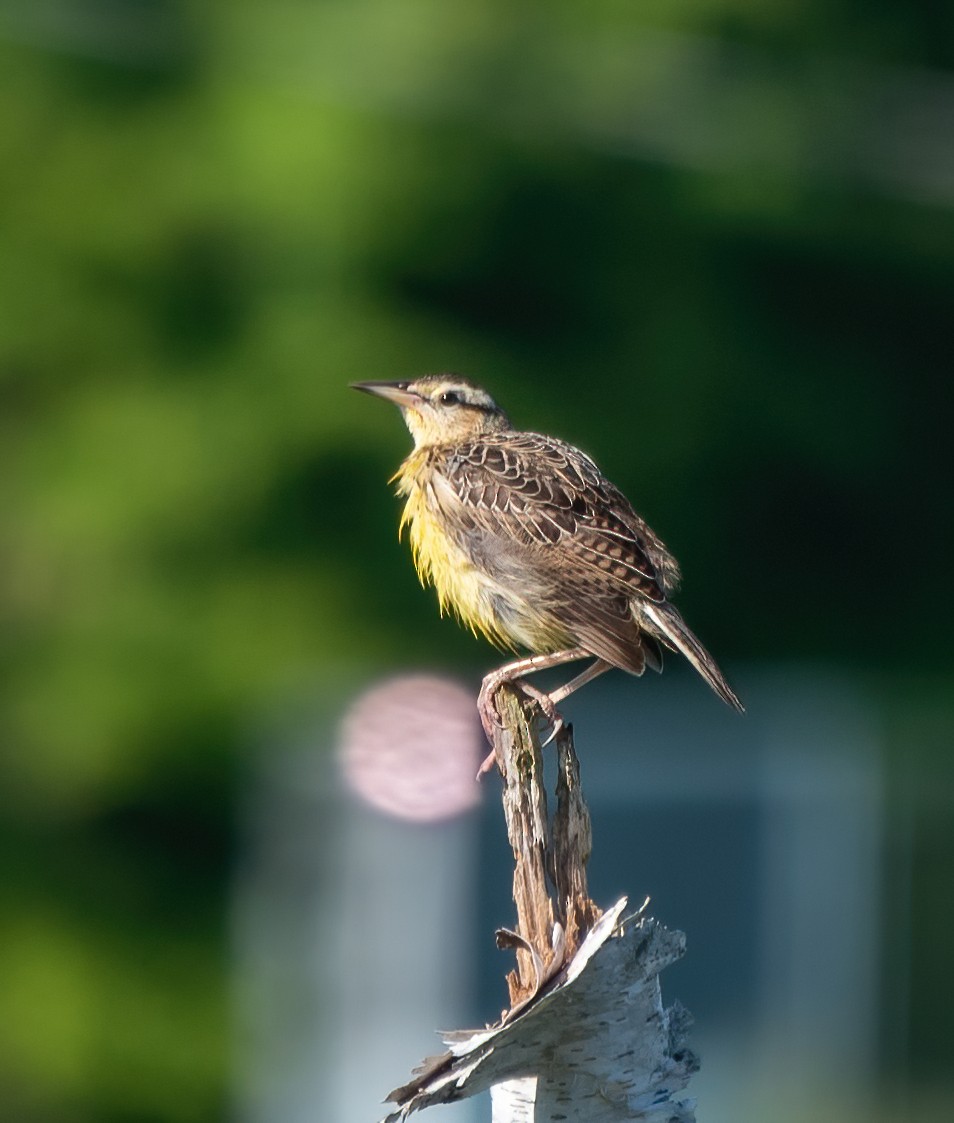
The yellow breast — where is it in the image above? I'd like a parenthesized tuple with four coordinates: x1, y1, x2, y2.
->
(390, 452, 513, 649)
(398, 488, 509, 649)
(392, 450, 574, 655)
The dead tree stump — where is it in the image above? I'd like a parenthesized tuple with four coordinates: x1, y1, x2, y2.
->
(381, 685, 698, 1122)
(493, 686, 603, 1005)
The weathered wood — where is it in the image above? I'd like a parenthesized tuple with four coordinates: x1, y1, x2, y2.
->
(492, 686, 602, 1003)
(551, 710, 602, 955)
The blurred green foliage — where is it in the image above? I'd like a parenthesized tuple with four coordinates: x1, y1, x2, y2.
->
(1, 1, 952, 1118)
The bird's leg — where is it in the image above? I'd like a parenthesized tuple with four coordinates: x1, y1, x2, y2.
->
(478, 647, 592, 736)
(529, 659, 612, 747)
(476, 648, 593, 775)
(548, 658, 613, 706)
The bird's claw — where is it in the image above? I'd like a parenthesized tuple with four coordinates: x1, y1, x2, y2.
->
(477, 683, 507, 744)
(475, 746, 498, 780)
(539, 717, 563, 748)
(475, 675, 566, 779)
(516, 680, 565, 746)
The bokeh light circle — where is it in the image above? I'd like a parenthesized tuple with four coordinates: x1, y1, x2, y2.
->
(338, 674, 483, 822)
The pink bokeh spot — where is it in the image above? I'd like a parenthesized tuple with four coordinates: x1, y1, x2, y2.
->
(338, 674, 484, 822)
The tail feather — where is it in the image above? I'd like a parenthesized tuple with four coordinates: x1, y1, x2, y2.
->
(639, 602, 744, 713)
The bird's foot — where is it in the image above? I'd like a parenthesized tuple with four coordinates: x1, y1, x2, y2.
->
(477, 674, 507, 742)
(475, 674, 566, 778)
(514, 680, 566, 747)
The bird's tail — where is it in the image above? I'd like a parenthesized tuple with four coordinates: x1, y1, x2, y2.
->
(639, 602, 745, 713)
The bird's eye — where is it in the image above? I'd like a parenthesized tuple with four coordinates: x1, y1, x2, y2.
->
(439, 390, 462, 406)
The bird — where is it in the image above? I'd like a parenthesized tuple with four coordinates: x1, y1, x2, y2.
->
(352, 374, 743, 771)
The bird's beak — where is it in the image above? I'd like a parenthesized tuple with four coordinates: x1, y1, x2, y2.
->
(350, 381, 422, 409)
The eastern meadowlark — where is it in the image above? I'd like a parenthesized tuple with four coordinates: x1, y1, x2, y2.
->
(353, 374, 743, 767)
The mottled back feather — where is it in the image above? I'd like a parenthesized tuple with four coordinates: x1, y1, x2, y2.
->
(434, 432, 680, 594)
(407, 432, 684, 676)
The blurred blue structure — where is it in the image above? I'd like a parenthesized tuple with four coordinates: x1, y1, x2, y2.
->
(233, 668, 884, 1122)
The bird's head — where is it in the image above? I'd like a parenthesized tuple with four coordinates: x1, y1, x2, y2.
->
(351, 374, 511, 447)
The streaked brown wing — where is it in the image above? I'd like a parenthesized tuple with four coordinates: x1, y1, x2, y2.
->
(553, 566, 665, 676)
(435, 432, 679, 603)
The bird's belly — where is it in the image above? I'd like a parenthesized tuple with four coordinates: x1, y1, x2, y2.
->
(402, 489, 570, 653)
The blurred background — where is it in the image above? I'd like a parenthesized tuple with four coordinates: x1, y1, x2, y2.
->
(1, 1, 953, 1120)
